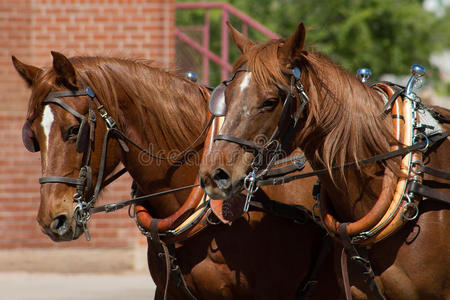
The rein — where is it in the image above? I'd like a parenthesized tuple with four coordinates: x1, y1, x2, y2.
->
(89, 183, 200, 214)
(256, 131, 450, 187)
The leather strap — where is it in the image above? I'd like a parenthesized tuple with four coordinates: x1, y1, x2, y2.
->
(338, 223, 386, 300)
(341, 249, 352, 300)
(102, 167, 127, 188)
(39, 176, 84, 186)
(265, 155, 306, 177)
(213, 134, 262, 153)
(249, 198, 310, 223)
(409, 181, 450, 204)
(296, 235, 333, 299)
(46, 88, 93, 99)
(90, 184, 199, 214)
(422, 165, 450, 181)
(43, 97, 87, 121)
(257, 131, 450, 187)
(149, 219, 198, 300)
(150, 219, 170, 300)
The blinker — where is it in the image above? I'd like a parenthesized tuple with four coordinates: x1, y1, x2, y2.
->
(209, 83, 227, 117)
(76, 118, 90, 153)
(22, 120, 40, 152)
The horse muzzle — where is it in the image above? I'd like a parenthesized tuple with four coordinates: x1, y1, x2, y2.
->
(199, 167, 245, 200)
(42, 214, 83, 242)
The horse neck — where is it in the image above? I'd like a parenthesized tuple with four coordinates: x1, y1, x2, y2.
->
(112, 74, 208, 218)
(296, 54, 394, 220)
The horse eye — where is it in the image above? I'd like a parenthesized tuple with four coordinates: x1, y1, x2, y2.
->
(260, 98, 279, 110)
(66, 125, 79, 139)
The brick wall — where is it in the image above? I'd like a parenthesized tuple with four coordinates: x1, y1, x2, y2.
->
(0, 0, 175, 249)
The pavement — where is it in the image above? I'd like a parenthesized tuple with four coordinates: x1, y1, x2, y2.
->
(0, 248, 156, 300)
(0, 272, 156, 300)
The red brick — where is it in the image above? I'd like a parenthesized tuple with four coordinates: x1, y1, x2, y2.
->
(0, 1, 175, 250)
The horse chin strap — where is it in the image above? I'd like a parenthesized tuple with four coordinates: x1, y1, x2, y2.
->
(214, 66, 309, 211)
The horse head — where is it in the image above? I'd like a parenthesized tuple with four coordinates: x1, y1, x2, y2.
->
(13, 52, 122, 241)
(200, 22, 308, 200)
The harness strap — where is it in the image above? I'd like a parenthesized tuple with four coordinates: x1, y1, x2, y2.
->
(39, 176, 85, 186)
(46, 88, 93, 98)
(257, 131, 450, 187)
(341, 249, 352, 300)
(43, 97, 87, 120)
(249, 198, 310, 223)
(108, 115, 214, 161)
(150, 219, 170, 300)
(382, 87, 404, 112)
(421, 165, 450, 181)
(213, 134, 262, 153)
(265, 154, 306, 177)
(90, 183, 199, 214)
(102, 167, 127, 188)
(408, 181, 450, 204)
(338, 223, 386, 300)
(296, 235, 333, 299)
(149, 219, 198, 300)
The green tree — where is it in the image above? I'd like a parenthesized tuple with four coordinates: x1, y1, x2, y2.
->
(176, 0, 450, 86)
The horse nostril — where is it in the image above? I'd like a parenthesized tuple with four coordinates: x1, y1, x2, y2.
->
(50, 214, 70, 236)
(213, 168, 231, 190)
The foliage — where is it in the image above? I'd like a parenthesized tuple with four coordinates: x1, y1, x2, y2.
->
(176, 0, 450, 86)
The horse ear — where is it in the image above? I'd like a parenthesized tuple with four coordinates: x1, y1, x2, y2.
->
(51, 51, 78, 89)
(279, 22, 306, 62)
(227, 21, 254, 54)
(11, 56, 43, 87)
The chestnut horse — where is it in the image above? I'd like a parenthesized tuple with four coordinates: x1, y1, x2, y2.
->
(199, 22, 450, 299)
(13, 53, 339, 299)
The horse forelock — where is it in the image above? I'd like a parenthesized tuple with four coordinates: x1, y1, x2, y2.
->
(234, 39, 287, 90)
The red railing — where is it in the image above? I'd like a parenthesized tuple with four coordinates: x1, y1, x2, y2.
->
(175, 2, 280, 85)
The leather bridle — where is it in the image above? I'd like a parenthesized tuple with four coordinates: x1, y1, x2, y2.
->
(36, 87, 117, 240)
(210, 66, 309, 210)
(31, 84, 214, 240)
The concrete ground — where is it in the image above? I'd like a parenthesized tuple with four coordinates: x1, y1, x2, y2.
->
(0, 272, 156, 300)
(0, 248, 156, 300)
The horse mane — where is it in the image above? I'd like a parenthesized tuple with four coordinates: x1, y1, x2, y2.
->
(28, 56, 209, 151)
(234, 39, 399, 183)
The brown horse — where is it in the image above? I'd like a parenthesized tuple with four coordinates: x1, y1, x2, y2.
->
(13, 53, 339, 299)
(199, 22, 450, 299)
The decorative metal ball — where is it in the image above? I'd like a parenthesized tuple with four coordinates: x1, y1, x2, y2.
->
(185, 71, 198, 82)
(410, 64, 425, 77)
(356, 68, 372, 83)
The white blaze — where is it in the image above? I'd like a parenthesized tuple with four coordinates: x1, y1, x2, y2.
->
(240, 72, 252, 92)
(240, 72, 252, 115)
(41, 105, 54, 164)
